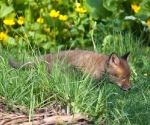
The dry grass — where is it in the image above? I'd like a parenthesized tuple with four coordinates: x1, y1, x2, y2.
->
(0, 96, 89, 125)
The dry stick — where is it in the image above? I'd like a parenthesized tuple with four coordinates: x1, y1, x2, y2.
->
(91, 21, 97, 52)
(43, 113, 88, 124)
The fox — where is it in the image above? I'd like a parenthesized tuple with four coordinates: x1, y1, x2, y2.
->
(8, 50, 131, 91)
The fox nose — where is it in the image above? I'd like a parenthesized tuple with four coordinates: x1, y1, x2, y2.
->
(123, 87, 131, 91)
(121, 84, 131, 91)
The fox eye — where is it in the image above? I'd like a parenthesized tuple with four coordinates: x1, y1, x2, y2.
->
(111, 74, 126, 80)
(111, 74, 118, 77)
(119, 76, 125, 80)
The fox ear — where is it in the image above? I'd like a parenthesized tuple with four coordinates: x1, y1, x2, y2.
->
(121, 52, 130, 61)
(109, 53, 120, 66)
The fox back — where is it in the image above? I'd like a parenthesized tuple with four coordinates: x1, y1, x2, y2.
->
(8, 50, 131, 90)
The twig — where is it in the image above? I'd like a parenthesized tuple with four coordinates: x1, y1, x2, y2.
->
(91, 21, 97, 52)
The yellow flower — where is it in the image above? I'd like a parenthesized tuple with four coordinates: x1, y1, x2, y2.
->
(17, 16, 24, 25)
(0, 32, 7, 41)
(15, 35, 19, 41)
(3, 18, 15, 26)
(74, 2, 81, 8)
(75, 8, 87, 13)
(131, 4, 140, 13)
(33, 2, 37, 7)
(59, 14, 68, 21)
(147, 18, 150, 28)
(23, 33, 27, 38)
(44, 24, 47, 28)
(144, 73, 147, 77)
(49, 9, 60, 18)
(44, 27, 50, 33)
(46, 28, 50, 33)
(37, 17, 44, 23)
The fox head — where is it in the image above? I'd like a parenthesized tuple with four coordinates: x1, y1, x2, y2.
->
(107, 52, 131, 91)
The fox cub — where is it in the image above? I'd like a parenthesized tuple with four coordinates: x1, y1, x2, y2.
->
(8, 50, 131, 91)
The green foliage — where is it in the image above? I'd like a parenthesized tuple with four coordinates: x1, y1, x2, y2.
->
(0, 1, 14, 18)
(103, 0, 125, 12)
(0, 0, 150, 51)
(83, 0, 112, 19)
(0, 0, 150, 124)
(0, 31, 150, 124)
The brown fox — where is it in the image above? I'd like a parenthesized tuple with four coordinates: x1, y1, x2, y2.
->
(8, 50, 131, 91)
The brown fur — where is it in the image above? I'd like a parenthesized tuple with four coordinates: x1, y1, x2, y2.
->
(8, 50, 131, 90)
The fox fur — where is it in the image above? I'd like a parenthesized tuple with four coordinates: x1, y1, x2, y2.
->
(8, 50, 131, 90)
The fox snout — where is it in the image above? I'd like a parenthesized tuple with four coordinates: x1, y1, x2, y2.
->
(120, 83, 131, 91)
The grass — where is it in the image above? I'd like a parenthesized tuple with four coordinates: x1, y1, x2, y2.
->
(0, 31, 150, 124)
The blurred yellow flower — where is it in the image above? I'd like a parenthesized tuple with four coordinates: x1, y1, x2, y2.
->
(33, 2, 37, 7)
(15, 35, 19, 41)
(144, 73, 147, 77)
(44, 27, 50, 33)
(49, 9, 60, 18)
(44, 24, 47, 28)
(0, 32, 7, 41)
(3, 18, 15, 26)
(23, 33, 27, 38)
(37, 17, 44, 23)
(74, 2, 81, 8)
(147, 18, 150, 28)
(59, 14, 68, 21)
(17, 16, 24, 25)
(46, 28, 50, 33)
(131, 4, 140, 13)
(75, 8, 86, 13)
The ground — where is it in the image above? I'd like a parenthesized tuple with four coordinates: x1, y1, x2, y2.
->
(0, 96, 89, 125)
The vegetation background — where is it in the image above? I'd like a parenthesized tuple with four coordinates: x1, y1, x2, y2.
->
(0, 0, 150, 124)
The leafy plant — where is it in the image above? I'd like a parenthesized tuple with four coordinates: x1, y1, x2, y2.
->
(0, 0, 150, 51)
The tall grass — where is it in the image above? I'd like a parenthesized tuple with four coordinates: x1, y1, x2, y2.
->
(0, 31, 150, 124)
(0, 50, 113, 123)
(98, 31, 150, 125)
